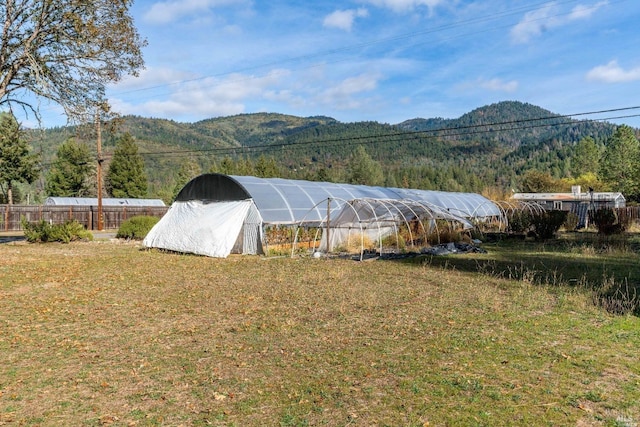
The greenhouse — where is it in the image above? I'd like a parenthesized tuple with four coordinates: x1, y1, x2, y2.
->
(143, 173, 502, 258)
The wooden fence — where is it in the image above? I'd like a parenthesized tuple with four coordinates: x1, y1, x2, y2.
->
(0, 204, 169, 232)
(2, 204, 639, 234)
(615, 207, 640, 226)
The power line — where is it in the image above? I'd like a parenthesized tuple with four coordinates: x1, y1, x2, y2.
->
(132, 106, 640, 159)
(36, 107, 640, 169)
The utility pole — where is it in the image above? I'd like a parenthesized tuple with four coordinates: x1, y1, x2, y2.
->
(96, 113, 104, 231)
(326, 198, 331, 253)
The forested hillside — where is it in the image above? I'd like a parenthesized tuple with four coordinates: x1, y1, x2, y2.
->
(23, 101, 631, 204)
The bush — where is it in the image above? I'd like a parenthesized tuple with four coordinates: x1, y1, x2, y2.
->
(116, 216, 159, 240)
(590, 208, 626, 235)
(507, 210, 532, 234)
(22, 219, 93, 243)
(563, 212, 579, 231)
(530, 210, 567, 240)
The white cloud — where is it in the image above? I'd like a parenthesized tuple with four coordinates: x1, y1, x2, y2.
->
(110, 67, 197, 91)
(319, 73, 382, 109)
(510, 3, 559, 44)
(107, 62, 388, 120)
(362, 0, 444, 13)
(323, 8, 369, 31)
(586, 60, 640, 83)
(143, 0, 244, 24)
(110, 69, 291, 119)
(569, 0, 608, 20)
(478, 78, 518, 93)
(510, 1, 609, 44)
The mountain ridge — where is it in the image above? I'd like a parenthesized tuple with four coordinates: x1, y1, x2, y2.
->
(27, 100, 632, 201)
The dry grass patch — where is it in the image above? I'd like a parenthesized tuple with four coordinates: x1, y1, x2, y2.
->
(0, 241, 639, 426)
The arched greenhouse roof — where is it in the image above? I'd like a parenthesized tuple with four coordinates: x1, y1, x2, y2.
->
(175, 174, 501, 225)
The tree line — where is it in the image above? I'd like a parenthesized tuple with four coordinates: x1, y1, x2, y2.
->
(518, 125, 640, 202)
(2, 108, 640, 206)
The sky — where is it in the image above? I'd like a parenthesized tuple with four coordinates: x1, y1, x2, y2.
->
(29, 0, 640, 128)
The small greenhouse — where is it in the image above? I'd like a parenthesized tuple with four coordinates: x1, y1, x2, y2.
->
(143, 174, 502, 258)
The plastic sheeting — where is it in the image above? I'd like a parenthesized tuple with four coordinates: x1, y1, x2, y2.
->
(175, 174, 502, 226)
(317, 198, 474, 252)
(143, 200, 253, 258)
(229, 175, 501, 224)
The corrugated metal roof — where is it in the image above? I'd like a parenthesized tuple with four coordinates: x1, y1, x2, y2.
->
(512, 192, 625, 202)
(44, 197, 166, 206)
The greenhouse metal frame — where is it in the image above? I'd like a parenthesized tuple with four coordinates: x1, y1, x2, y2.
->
(144, 174, 503, 258)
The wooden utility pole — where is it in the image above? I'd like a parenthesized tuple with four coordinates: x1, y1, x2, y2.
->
(96, 113, 104, 231)
(326, 198, 331, 253)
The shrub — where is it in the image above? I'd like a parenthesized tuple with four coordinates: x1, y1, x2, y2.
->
(22, 219, 93, 243)
(530, 210, 567, 240)
(116, 216, 159, 240)
(563, 212, 579, 231)
(507, 210, 532, 234)
(590, 208, 626, 235)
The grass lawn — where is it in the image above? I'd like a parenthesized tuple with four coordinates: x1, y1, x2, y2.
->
(0, 237, 639, 426)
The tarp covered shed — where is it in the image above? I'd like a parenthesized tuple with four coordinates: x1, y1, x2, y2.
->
(143, 174, 501, 258)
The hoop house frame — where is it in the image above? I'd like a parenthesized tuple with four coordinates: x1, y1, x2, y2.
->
(292, 197, 474, 260)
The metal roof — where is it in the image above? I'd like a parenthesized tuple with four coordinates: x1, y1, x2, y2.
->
(175, 174, 501, 224)
(512, 192, 625, 202)
(44, 197, 166, 206)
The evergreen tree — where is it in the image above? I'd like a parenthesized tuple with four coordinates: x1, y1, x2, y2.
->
(600, 125, 640, 201)
(346, 145, 384, 186)
(313, 167, 334, 182)
(106, 133, 148, 198)
(254, 155, 280, 178)
(215, 157, 236, 175)
(172, 159, 202, 200)
(45, 138, 95, 197)
(0, 113, 40, 204)
(571, 136, 600, 177)
(236, 157, 254, 176)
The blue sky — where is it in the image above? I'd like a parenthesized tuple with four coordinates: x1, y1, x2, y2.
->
(35, 0, 640, 127)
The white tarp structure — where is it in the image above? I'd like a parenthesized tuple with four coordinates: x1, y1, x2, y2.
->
(143, 173, 502, 258)
(143, 200, 257, 258)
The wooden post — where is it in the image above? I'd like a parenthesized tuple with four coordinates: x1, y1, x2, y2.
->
(96, 113, 103, 231)
(326, 198, 331, 253)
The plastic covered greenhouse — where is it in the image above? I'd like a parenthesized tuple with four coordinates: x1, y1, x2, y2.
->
(143, 173, 502, 258)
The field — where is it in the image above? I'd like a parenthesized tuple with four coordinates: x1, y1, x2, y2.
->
(1, 236, 639, 426)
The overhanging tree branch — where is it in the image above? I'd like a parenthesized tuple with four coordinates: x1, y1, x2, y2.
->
(0, 0, 146, 124)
